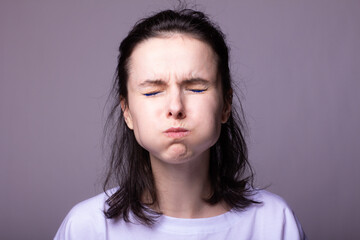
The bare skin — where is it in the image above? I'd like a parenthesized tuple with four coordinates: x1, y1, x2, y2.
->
(149, 150, 229, 218)
(123, 34, 231, 218)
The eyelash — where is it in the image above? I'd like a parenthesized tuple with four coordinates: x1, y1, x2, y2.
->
(189, 89, 206, 93)
(143, 89, 207, 96)
(143, 91, 160, 96)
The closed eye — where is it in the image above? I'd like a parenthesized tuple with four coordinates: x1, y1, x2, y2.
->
(189, 89, 206, 93)
(143, 91, 160, 96)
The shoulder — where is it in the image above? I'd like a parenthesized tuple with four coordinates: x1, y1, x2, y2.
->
(252, 189, 293, 213)
(54, 190, 114, 240)
(234, 189, 307, 239)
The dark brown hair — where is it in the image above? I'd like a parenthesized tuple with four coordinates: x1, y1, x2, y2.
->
(103, 8, 258, 225)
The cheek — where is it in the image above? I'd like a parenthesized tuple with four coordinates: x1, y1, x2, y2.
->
(206, 97, 224, 135)
(195, 95, 224, 121)
(190, 96, 224, 134)
(128, 102, 162, 147)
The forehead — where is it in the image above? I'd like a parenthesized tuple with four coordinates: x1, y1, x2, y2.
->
(127, 34, 218, 84)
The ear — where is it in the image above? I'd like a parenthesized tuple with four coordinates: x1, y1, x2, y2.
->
(120, 97, 134, 130)
(221, 88, 232, 123)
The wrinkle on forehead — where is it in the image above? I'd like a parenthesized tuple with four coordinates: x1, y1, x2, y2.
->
(127, 34, 219, 83)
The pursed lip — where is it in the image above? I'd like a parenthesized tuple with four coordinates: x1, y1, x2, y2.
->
(163, 127, 190, 138)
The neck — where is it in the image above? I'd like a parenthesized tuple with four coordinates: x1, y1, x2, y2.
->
(147, 150, 228, 218)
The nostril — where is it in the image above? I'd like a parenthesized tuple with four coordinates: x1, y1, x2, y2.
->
(167, 110, 185, 119)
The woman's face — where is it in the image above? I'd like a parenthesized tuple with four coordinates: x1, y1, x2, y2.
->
(122, 34, 230, 165)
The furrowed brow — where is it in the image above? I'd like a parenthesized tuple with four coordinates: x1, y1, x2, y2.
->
(183, 78, 210, 86)
(138, 79, 167, 87)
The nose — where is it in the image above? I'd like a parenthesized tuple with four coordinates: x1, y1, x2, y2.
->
(167, 89, 186, 119)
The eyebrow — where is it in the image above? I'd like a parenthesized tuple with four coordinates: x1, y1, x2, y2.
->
(138, 78, 210, 87)
(182, 78, 210, 86)
(138, 79, 167, 87)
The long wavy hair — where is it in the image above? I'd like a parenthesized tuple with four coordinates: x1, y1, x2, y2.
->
(103, 8, 258, 225)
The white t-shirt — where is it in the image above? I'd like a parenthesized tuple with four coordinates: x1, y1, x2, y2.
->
(54, 189, 306, 240)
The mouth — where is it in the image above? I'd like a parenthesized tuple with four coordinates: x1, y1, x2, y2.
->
(163, 127, 190, 138)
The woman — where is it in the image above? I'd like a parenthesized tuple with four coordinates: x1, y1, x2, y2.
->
(55, 9, 306, 239)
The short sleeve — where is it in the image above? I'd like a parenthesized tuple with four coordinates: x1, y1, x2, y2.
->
(282, 205, 307, 240)
(54, 212, 101, 240)
(54, 194, 108, 240)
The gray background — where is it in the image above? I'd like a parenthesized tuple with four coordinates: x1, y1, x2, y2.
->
(1, 0, 359, 239)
